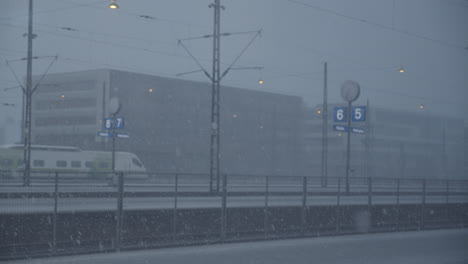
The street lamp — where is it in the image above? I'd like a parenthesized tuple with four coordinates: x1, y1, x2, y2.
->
(109, 0, 119, 9)
(398, 66, 405, 73)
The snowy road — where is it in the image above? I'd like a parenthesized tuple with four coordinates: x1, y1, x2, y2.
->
(8, 229, 468, 264)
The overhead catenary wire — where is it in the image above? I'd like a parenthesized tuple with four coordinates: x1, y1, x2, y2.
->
(286, 0, 467, 51)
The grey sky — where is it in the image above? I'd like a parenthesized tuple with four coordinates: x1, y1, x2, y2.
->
(1, 0, 467, 142)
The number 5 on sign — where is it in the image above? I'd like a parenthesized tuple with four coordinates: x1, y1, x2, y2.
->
(352, 106, 366, 122)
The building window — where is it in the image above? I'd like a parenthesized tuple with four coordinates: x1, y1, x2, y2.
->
(56, 160, 67, 168)
(71, 161, 81, 168)
(33, 160, 45, 167)
(0, 159, 13, 167)
(35, 97, 96, 110)
(35, 115, 95, 127)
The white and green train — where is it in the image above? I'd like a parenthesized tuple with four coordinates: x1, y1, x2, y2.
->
(0, 144, 146, 177)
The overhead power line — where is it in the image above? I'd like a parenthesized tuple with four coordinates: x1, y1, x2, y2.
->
(287, 0, 467, 51)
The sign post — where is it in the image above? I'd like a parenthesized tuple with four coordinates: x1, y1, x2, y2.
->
(341, 80, 360, 194)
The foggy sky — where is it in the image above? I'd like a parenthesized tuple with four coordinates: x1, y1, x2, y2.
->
(0, 0, 467, 143)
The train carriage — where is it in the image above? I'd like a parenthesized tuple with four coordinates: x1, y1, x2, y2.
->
(0, 144, 146, 179)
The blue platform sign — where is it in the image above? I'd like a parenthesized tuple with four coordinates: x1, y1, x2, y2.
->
(115, 117, 125, 129)
(334, 107, 348, 122)
(333, 125, 365, 135)
(333, 124, 348, 132)
(351, 106, 366, 122)
(104, 118, 113, 130)
(98, 131, 112, 137)
(116, 132, 129, 139)
(334, 106, 366, 122)
(351, 127, 365, 134)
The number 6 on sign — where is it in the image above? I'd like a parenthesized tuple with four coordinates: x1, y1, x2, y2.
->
(334, 107, 347, 122)
(352, 106, 366, 122)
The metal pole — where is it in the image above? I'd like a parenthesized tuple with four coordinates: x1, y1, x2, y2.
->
(173, 174, 178, 242)
(111, 114, 116, 172)
(345, 101, 352, 193)
(264, 175, 269, 236)
(209, 0, 222, 193)
(321, 62, 328, 187)
(116, 172, 124, 251)
(445, 180, 450, 225)
(396, 178, 400, 231)
(220, 173, 227, 241)
(368, 177, 372, 210)
(23, 0, 34, 187)
(301, 176, 307, 235)
(335, 177, 341, 233)
(52, 171, 58, 254)
(420, 179, 426, 230)
(365, 99, 371, 178)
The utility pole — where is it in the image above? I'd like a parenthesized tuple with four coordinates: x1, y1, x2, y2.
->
(177, 1, 261, 193)
(23, 0, 34, 186)
(209, 0, 222, 193)
(321, 62, 328, 187)
(4, 2, 57, 187)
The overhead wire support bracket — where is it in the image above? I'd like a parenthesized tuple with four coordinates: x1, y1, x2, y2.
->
(5, 60, 26, 94)
(32, 55, 58, 94)
(220, 30, 262, 80)
(177, 40, 213, 82)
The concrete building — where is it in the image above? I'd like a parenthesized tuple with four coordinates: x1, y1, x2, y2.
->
(302, 103, 465, 180)
(31, 69, 304, 175)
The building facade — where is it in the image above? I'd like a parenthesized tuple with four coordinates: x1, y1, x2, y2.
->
(302, 103, 465, 180)
(31, 69, 304, 175)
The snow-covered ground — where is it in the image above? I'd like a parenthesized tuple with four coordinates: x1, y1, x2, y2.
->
(8, 229, 468, 264)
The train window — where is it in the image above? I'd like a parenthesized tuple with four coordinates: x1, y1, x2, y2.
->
(71, 161, 81, 168)
(56, 160, 67, 167)
(85, 161, 95, 169)
(98, 162, 109, 169)
(33, 160, 45, 167)
(132, 158, 143, 167)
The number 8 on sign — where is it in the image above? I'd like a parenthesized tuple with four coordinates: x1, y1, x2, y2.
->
(104, 118, 113, 129)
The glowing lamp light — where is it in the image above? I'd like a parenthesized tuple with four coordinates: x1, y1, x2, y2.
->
(398, 66, 405, 73)
(148, 88, 154, 93)
(258, 79, 264, 84)
(109, 0, 119, 9)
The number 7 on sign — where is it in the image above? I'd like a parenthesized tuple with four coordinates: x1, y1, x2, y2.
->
(115, 117, 125, 129)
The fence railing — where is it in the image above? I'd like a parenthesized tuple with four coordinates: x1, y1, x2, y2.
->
(0, 170, 467, 259)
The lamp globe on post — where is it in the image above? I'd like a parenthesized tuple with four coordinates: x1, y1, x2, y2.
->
(109, 0, 119, 9)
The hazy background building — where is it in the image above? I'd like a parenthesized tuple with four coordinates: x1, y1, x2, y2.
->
(302, 103, 465, 180)
(31, 69, 304, 175)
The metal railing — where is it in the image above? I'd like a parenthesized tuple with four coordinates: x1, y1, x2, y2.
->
(0, 170, 467, 259)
